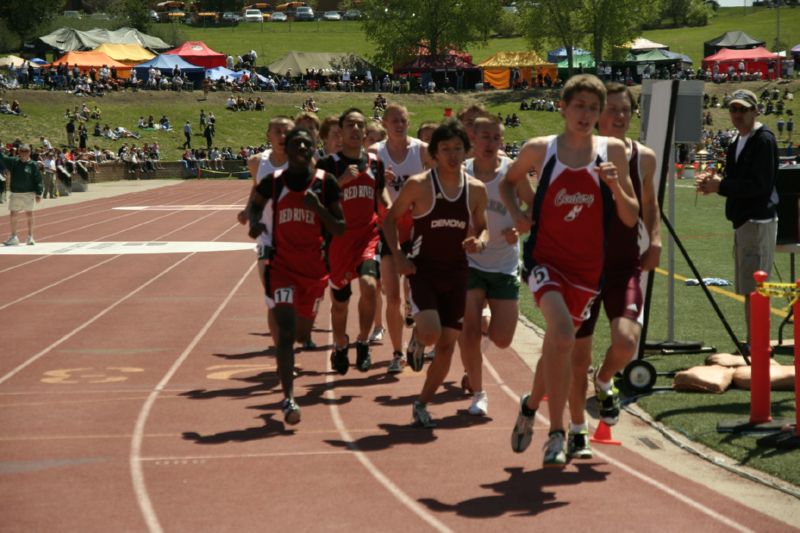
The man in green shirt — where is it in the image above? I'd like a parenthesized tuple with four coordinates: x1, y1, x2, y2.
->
(1, 144, 43, 246)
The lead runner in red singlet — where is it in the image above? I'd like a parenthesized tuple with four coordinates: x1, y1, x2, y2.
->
(562, 83, 662, 459)
(384, 120, 489, 428)
(247, 127, 345, 426)
(500, 74, 640, 467)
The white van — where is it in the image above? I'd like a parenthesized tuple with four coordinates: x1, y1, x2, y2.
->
(243, 9, 263, 22)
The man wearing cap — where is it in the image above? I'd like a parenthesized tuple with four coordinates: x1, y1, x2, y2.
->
(696, 89, 779, 347)
(1, 144, 44, 246)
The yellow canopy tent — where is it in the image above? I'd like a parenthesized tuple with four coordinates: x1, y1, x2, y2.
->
(94, 43, 155, 65)
(478, 51, 556, 89)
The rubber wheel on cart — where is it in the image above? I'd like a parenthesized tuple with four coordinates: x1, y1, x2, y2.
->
(623, 360, 657, 394)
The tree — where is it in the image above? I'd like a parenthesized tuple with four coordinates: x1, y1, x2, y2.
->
(358, 0, 503, 68)
(518, 0, 585, 77)
(582, 0, 648, 63)
(110, 0, 152, 30)
(0, 0, 60, 42)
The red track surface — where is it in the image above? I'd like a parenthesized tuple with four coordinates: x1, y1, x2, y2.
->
(0, 181, 796, 532)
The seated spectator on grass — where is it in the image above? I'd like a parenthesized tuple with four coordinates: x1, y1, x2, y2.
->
(158, 115, 172, 131)
(137, 116, 146, 128)
(226, 95, 237, 111)
(9, 100, 23, 116)
(255, 97, 265, 111)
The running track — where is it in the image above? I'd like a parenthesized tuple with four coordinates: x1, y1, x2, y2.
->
(0, 180, 795, 532)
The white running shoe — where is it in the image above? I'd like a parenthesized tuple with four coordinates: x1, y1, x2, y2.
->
(468, 391, 488, 416)
(510, 393, 535, 453)
(387, 351, 405, 374)
(543, 431, 567, 467)
(26, 235, 35, 246)
(4, 235, 19, 246)
(412, 400, 436, 428)
(368, 326, 385, 344)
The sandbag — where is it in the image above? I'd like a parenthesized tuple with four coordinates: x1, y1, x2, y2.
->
(705, 352, 781, 368)
(674, 365, 735, 393)
(732, 365, 796, 391)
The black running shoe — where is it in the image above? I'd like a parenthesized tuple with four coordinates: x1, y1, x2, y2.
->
(330, 335, 350, 375)
(356, 341, 372, 372)
(406, 329, 425, 372)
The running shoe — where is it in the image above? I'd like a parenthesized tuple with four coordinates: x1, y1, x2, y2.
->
(510, 393, 536, 453)
(404, 303, 414, 327)
(26, 235, 35, 246)
(567, 429, 593, 459)
(406, 329, 425, 372)
(355, 340, 372, 372)
(330, 335, 350, 375)
(412, 400, 436, 428)
(368, 326, 385, 344)
(594, 372, 621, 426)
(387, 351, 405, 374)
(282, 398, 301, 425)
(423, 348, 436, 361)
(468, 390, 488, 416)
(3, 235, 19, 246)
(543, 430, 567, 467)
(300, 339, 317, 350)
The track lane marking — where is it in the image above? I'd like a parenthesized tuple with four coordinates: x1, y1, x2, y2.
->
(482, 336, 755, 533)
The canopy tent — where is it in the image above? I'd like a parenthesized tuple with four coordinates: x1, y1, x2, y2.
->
(478, 51, 556, 90)
(547, 47, 592, 63)
(0, 55, 27, 68)
(266, 52, 384, 77)
(394, 53, 482, 91)
(50, 50, 132, 78)
(626, 37, 668, 52)
(30, 58, 48, 65)
(204, 66, 239, 81)
(556, 54, 595, 69)
(792, 44, 800, 55)
(702, 46, 781, 80)
(703, 31, 764, 58)
(164, 41, 226, 69)
(625, 49, 690, 64)
(38, 27, 171, 54)
(94, 43, 155, 65)
(133, 54, 205, 82)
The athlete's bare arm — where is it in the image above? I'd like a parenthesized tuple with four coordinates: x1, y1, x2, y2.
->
(463, 177, 489, 254)
(598, 138, 639, 228)
(637, 143, 662, 271)
(501, 168, 536, 244)
(419, 141, 432, 169)
(246, 188, 267, 239)
(236, 155, 262, 224)
(304, 190, 346, 236)
(500, 137, 546, 234)
(383, 172, 429, 276)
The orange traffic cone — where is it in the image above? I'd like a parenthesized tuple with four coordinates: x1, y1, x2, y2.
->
(590, 421, 622, 446)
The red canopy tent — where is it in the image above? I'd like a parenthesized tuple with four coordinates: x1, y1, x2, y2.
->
(163, 41, 226, 69)
(702, 46, 782, 80)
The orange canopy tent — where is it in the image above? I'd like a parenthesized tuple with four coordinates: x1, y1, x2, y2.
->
(51, 50, 132, 78)
(478, 51, 556, 89)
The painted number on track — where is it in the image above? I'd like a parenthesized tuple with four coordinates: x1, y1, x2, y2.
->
(41, 367, 145, 384)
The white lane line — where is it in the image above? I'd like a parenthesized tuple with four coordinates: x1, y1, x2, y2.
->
(324, 325, 452, 533)
(140, 450, 351, 462)
(482, 335, 755, 533)
(129, 262, 255, 533)
(0, 188, 241, 274)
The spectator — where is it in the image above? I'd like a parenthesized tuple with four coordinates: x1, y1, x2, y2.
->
(183, 121, 192, 149)
(1, 144, 43, 246)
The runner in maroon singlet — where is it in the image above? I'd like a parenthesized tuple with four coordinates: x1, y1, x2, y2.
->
(247, 127, 345, 425)
(383, 119, 489, 428)
(500, 75, 640, 466)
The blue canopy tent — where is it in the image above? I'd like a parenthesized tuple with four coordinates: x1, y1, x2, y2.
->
(547, 47, 592, 63)
(134, 54, 204, 84)
(205, 66, 238, 81)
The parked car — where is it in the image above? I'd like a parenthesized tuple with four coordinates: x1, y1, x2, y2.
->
(221, 12, 242, 24)
(270, 11, 288, 21)
(63, 10, 82, 19)
(243, 9, 263, 22)
(343, 9, 362, 20)
(149, 9, 160, 22)
(323, 11, 341, 21)
(294, 6, 315, 21)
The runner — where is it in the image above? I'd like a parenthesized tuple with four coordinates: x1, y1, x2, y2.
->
(246, 127, 345, 425)
(500, 74, 639, 466)
(383, 119, 488, 428)
(316, 108, 389, 375)
(369, 104, 431, 373)
(459, 116, 534, 416)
